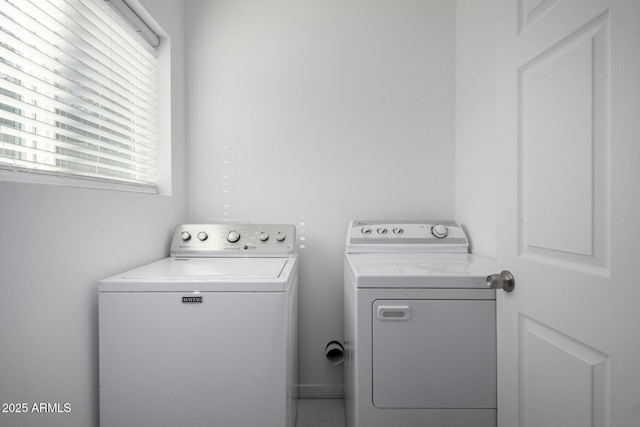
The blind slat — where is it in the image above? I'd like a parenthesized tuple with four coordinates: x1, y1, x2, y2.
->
(0, 116, 159, 165)
(0, 144, 157, 179)
(0, 9, 159, 120)
(0, 59, 159, 138)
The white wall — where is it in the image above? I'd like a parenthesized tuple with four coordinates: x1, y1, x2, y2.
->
(0, 2, 186, 427)
(185, 0, 457, 394)
(0, 2, 500, 422)
(455, 0, 498, 259)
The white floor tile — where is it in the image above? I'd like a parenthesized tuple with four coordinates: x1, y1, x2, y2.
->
(296, 399, 346, 427)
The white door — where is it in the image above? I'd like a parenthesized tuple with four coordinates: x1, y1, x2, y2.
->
(496, 0, 640, 426)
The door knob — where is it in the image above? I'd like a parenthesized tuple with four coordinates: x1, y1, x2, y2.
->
(486, 270, 515, 292)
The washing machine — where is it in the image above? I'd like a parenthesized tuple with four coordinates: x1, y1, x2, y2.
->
(344, 220, 497, 427)
(99, 223, 298, 427)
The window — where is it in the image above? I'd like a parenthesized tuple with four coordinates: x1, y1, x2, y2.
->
(0, 0, 161, 193)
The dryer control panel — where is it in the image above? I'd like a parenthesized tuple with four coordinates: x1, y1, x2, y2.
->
(346, 220, 468, 253)
(170, 224, 296, 257)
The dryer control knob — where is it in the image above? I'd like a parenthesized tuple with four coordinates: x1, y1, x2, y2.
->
(197, 232, 208, 241)
(431, 224, 449, 239)
(227, 231, 241, 243)
(276, 231, 287, 242)
(180, 231, 191, 241)
(259, 232, 269, 241)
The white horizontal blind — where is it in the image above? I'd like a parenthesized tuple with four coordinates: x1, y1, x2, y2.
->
(0, 0, 159, 192)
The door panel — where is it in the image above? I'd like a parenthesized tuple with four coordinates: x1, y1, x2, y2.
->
(519, 13, 609, 266)
(496, 0, 640, 425)
(520, 316, 609, 427)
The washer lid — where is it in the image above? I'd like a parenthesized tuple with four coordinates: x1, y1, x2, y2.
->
(99, 256, 296, 292)
(346, 253, 497, 289)
(123, 257, 289, 279)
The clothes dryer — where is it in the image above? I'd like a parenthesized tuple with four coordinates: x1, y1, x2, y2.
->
(99, 224, 298, 427)
(344, 220, 497, 427)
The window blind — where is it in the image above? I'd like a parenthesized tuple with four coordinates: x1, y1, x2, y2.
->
(0, 0, 160, 192)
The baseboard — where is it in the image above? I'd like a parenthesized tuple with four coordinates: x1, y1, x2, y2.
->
(296, 384, 345, 399)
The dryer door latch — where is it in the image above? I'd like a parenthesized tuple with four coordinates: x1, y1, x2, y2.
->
(377, 305, 411, 321)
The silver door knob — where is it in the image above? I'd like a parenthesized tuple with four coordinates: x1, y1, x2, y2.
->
(486, 270, 515, 292)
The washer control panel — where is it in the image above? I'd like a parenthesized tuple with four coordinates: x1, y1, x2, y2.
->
(170, 224, 296, 257)
(346, 220, 468, 253)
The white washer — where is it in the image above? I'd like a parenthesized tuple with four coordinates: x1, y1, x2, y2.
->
(344, 220, 497, 427)
(99, 224, 298, 427)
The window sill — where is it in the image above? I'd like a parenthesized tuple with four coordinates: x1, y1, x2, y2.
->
(0, 167, 158, 194)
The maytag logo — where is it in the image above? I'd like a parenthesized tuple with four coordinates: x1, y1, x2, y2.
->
(182, 296, 203, 303)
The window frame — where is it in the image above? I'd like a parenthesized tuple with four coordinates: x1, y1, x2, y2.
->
(0, 0, 169, 194)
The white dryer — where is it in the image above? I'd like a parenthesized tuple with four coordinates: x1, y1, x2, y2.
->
(344, 220, 497, 427)
(99, 224, 298, 427)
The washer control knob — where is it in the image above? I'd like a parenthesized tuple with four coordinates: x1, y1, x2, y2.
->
(227, 231, 241, 243)
(197, 232, 208, 241)
(361, 227, 372, 235)
(180, 231, 191, 241)
(431, 224, 449, 239)
(393, 227, 404, 235)
(259, 232, 269, 241)
(276, 231, 287, 242)
(377, 227, 388, 235)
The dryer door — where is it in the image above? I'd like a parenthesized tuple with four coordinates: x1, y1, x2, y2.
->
(372, 299, 496, 409)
